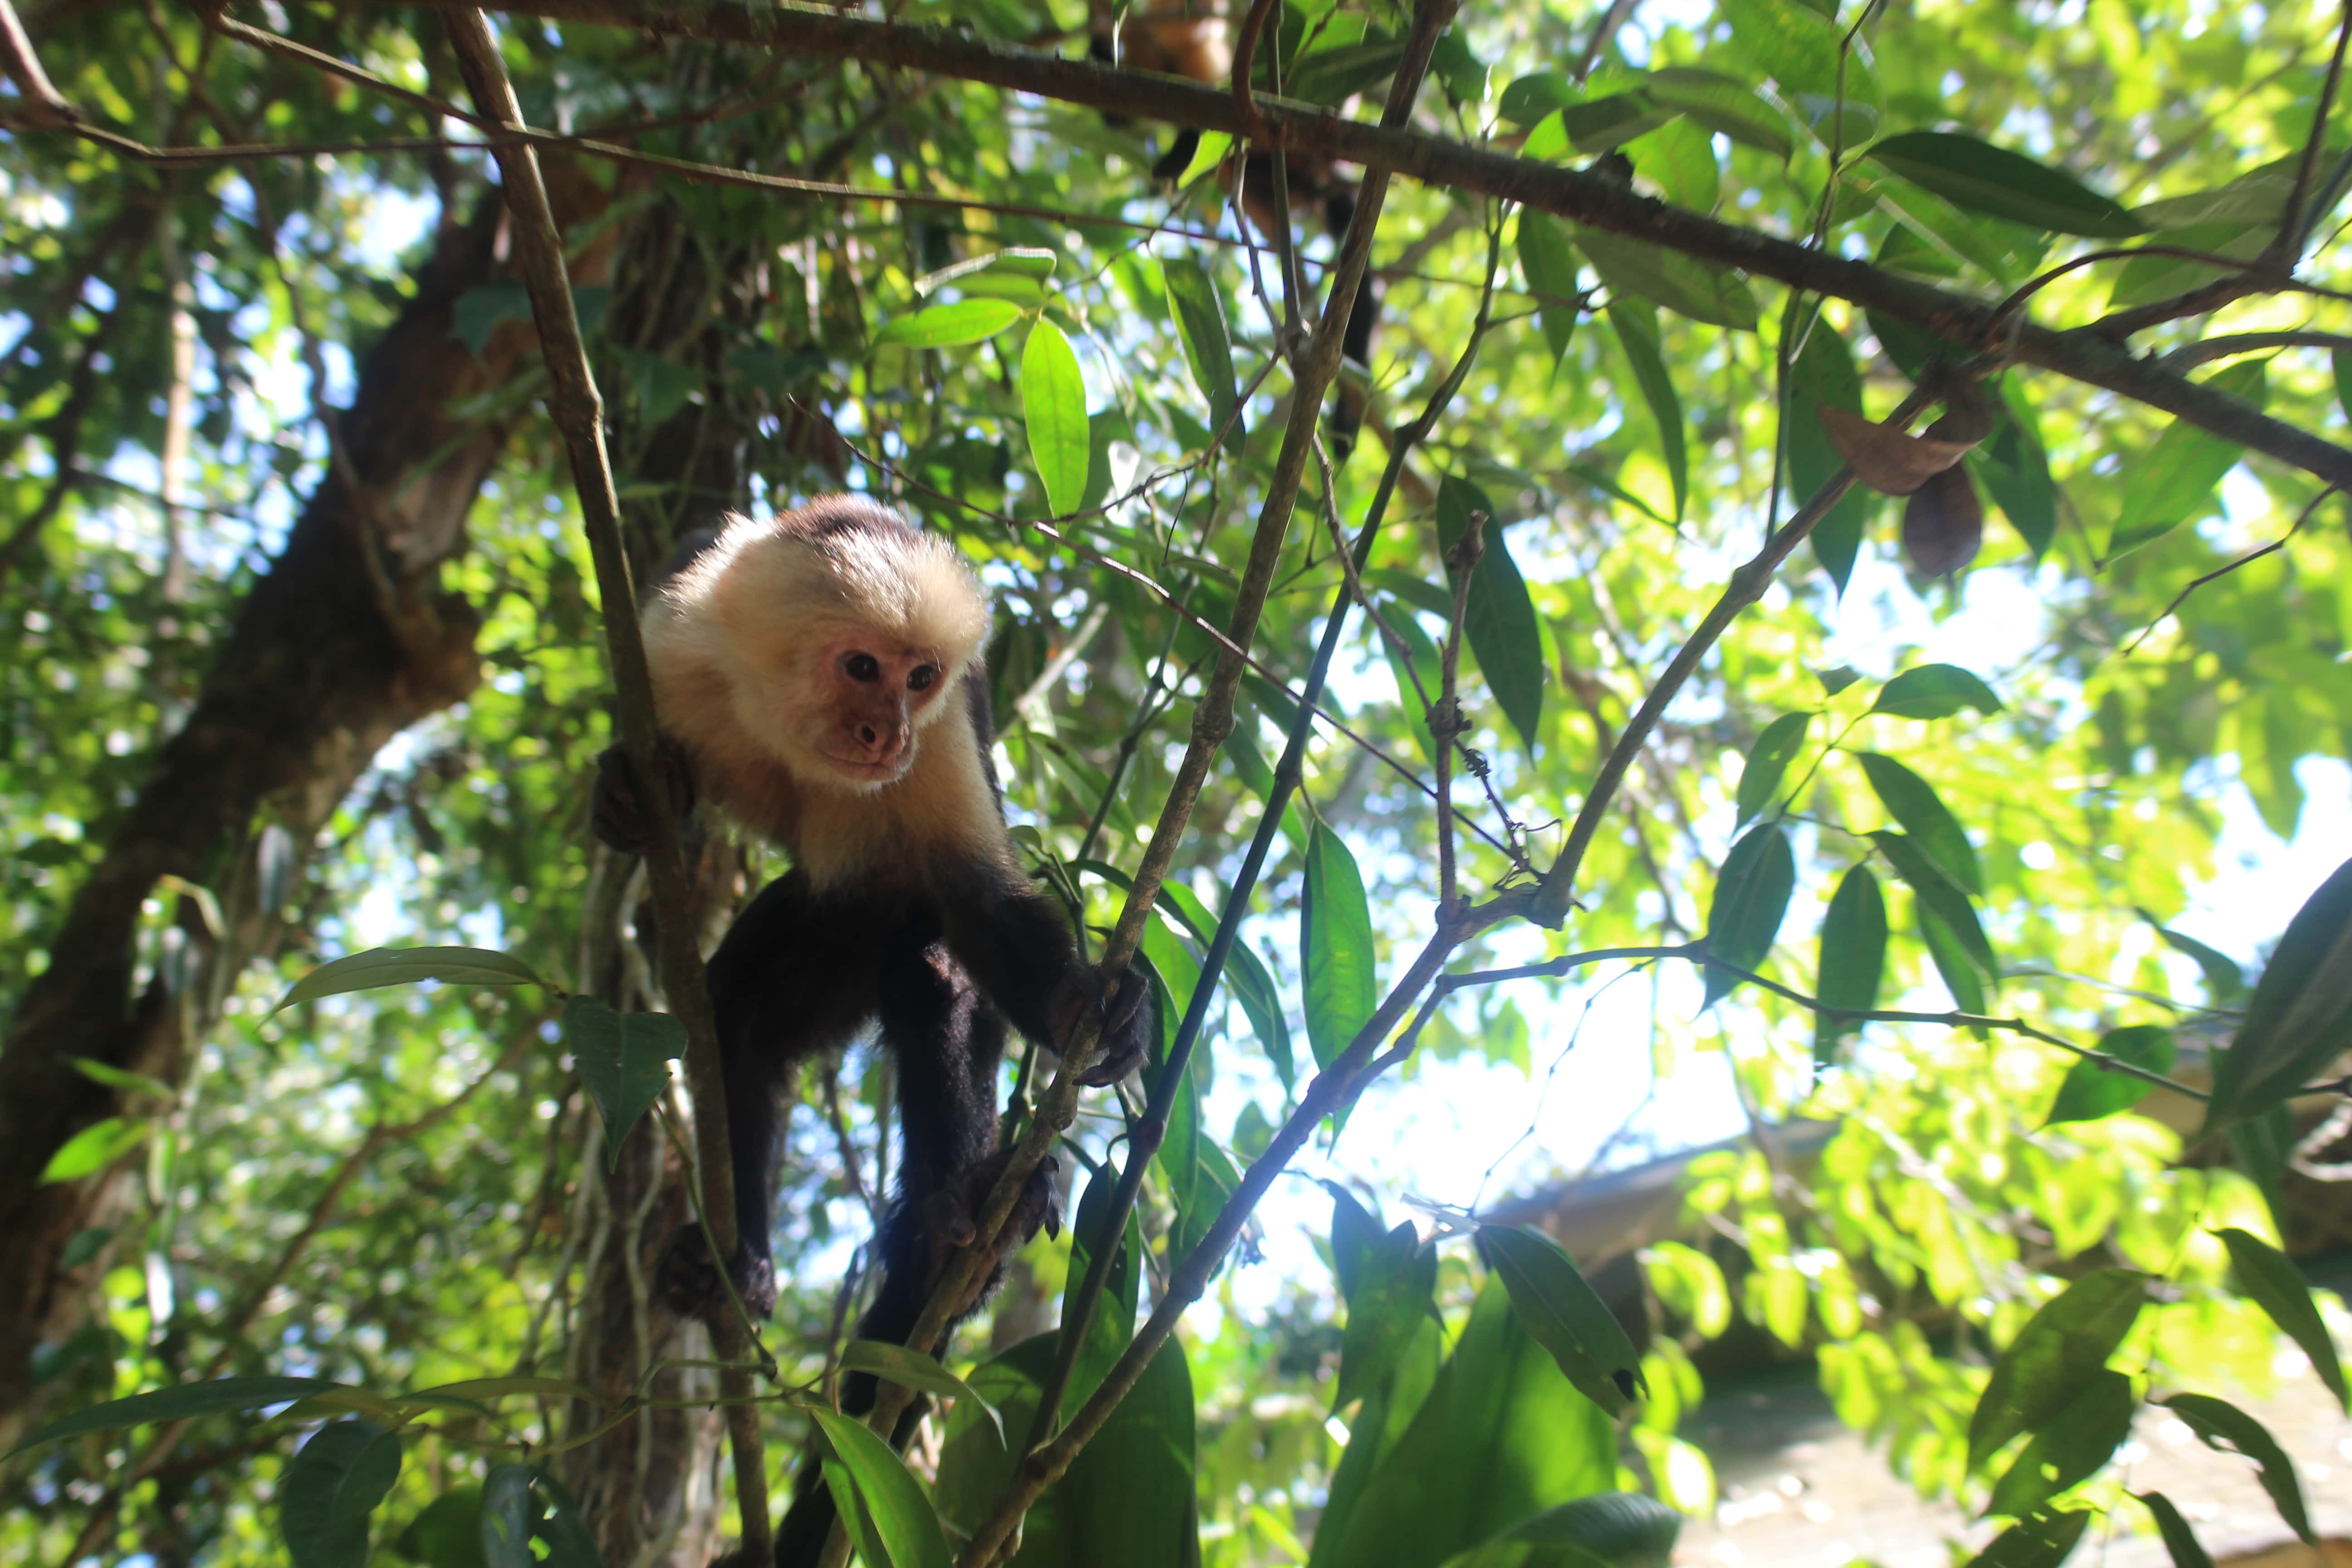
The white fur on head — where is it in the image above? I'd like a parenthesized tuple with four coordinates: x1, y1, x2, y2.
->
(642, 500, 991, 792)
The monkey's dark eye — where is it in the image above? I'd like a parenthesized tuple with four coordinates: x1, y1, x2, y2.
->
(907, 665, 938, 692)
(843, 652, 882, 682)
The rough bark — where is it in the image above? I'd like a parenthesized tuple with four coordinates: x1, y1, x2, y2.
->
(0, 157, 622, 1438)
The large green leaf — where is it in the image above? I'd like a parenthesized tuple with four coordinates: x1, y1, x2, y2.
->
(1436, 1493, 1682, 1568)
(282, 1420, 403, 1568)
(1438, 476, 1547, 755)
(874, 297, 1023, 348)
(1605, 301, 1689, 520)
(10, 1376, 349, 1454)
(1475, 1225, 1645, 1417)
(1982, 1369, 2132, 1519)
(394, 1486, 487, 1568)
(1303, 823, 1377, 1074)
(1703, 824, 1795, 1004)
(1517, 211, 1583, 367)
(934, 1333, 1196, 1568)
(1964, 1509, 2090, 1568)
(1866, 132, 2142, 237)
(2203, 854, 2352, 1131)
(1061, 1162, 1144, 1411)
(562, 995, 685, 1171)
(274, 946, 543, 1011)
(1785, 311, 1874, 593)
(1871, 830, 1994, 977)
(838, 1341, 1006, 1445)
(1966, 1269, 2144, 1470)
(1869, 664, 2003, 720)
(1581, 232, 1759, 331)
(38, 1116, 153, 1184)
(2043, 1025, 2175, 1126)
(2107, 359, 2266, 559)
(1734, 711, 1813, 824)
(1814, 865, 1887, 1069)
(480, 1466, 598, 1568)
(2135, 1493, 2216, 1568)
(1022, 318, 1090, 516)
(1161, 255, 1240, 441)
(1854, 752, 1982, 892)
(1311, 1279, 1619, 1568)
(1645, 67, 1792, 160)
(2215, 1228, 2349, 1413)
(812, 1410, 955, 1568)
(1335, 1221, 1439, 1411)
(2159, 1395, 2315, 1542)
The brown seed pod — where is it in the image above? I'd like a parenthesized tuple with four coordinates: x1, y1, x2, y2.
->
(1903, 463, 1985, 577)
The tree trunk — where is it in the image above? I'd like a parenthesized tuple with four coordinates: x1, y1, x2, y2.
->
(0, 159, 622, 1440)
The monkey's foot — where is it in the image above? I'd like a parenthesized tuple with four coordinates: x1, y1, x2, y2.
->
(589, 736, 695, 858)
(1049, 968, 1152, 1088)
(657, 1227, 777, 1322)
(1076, 970, 1153, 1087)
(933, 1149, 1061, 1256)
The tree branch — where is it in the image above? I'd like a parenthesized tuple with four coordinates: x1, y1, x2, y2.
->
(439, 13, 769, 1556)
(384, 0, 2352, 490)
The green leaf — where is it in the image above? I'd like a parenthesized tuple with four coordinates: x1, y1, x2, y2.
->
(1703, 823, 1795, 1005)
(1309, 1278, 1616, 1568)
(274, 946, 543, 1012)
(1497, 71, 1578, 127)
(822, 1459, 895, 1568)
(1815, 865, 1887, 1069)
(1785, 311, 1874, 594)
(450, 280, 531, 357)
(875, 297, 1024, 348)
(1060, 1163, 1143, 1410)
(1966, 1269, 2144, 1470)
(1437, 477, 1547, 755)
(282, 1420, 403, 1568)
(2107, 359, 2267, 559)
(1162, 256, 1240, 441)
(1606, 301, 1688, 521)
(1288, 39, 1407, 105)
(1645, 67, 1792, 160)
(1336, 1222, 1439, 1412)
(562, 995, 685, 1171)
(1430, 28, 1487, 104)
(2203, 855, 2352, 1132)
(1854, 752, 1982, 892)
(1869, 664, 2003, 720)
(1734, 712, 1813, 824)
(1436, 1492, 1682, 1568)
(1022, 318, 1089, 516)
(1873, 828, 1994, 978)
(934, 1333, 1195, 1568)
(1475, 1225, 1646, 1418)
(1382, 604, 1446, 761)
(394, 1486, 486, 1568)
(1718, 0, 1848, 98)
(1327, 1182, 1388, 1302)
(66, 1056, 175, 1097)
(915, 247, 1058, 297)
(2159, 1394, 2315, 1542)
(839, 1341, 1006, 1444)
(1516, 211, 1582, 367)
(480, 1465, 598, 1568)
(1580, 230, 1759, 330)
(39, 1116, 152, 1184)
(1303, 823, 1377, 1074)
(1974, 385, 2058, 559)
(1964, 1509, 2090, 1568)
(813, 1410, 955, 1568)
(2215, 1227, 2349, 1413)
(2044, 1025, 2176, 1125)
(1983, 1368, 2132, 1518)
(2136, 1493, 2216, 1568)
(9, 1375, 348, 1454)
(619, 349, 699, 426)
(1866, 132, 2143, 237)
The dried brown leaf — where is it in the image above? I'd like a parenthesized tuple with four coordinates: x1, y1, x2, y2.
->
(1818, 405, 1972, 495)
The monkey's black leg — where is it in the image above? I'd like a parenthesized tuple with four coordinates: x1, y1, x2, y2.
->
(774, 923, 1013, 1568)
(1151, 127, 1203, 182)
(660, 871, 883, 1322)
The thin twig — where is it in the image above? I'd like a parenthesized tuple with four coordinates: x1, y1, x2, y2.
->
(2269, 0, 2352, 266)
(2122, 484, 2337, 653)
(439, 13, 769, 1556)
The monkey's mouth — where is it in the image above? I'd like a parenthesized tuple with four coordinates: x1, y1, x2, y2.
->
(818, 750, 910, 785)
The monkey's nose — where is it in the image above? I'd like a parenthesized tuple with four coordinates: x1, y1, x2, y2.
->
(857, 723, 879, 746)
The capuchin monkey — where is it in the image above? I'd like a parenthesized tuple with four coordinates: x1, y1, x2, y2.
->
(1089, 2, 1382, 454)
(590, 496, 1152, 1566)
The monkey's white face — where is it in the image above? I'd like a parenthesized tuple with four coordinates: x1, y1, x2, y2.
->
(793, 635, 954, 791)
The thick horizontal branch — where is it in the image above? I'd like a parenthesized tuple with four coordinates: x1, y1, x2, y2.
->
(379, 0, 2352, 490)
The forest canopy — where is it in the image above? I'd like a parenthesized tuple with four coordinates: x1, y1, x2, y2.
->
(2, 0, 2351, 1564)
